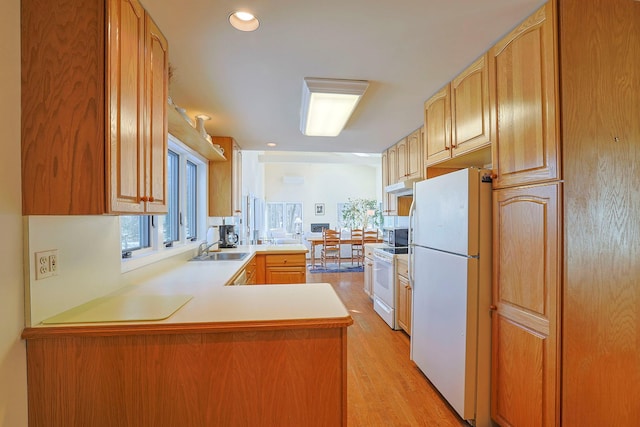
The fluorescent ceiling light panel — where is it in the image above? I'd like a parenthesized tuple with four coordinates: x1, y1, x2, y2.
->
(300, 78, 369, 137)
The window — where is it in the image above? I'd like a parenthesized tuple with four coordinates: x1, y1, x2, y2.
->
(120, 215, 150, 251)
(164, 150, 180, 244)
(185, 160, 198, 240)
(119, 135, 207, 258)
(266, 202, 303, 234)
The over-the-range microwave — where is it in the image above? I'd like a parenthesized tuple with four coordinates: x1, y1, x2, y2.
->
(382, 228, 409, 247)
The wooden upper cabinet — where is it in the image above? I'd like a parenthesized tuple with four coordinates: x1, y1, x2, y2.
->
(425, 54, 491, 168)
(451, 53, 491, 157)
(383, 146, 398, 215)
(143, 14, 169, 214)
(491, 182, 561, 427)
(107, 0, 146, 213)
(396, 137, 408, 181)
(489, 2, 560, 189)
(399, 128, 423, 181)
(424, 84, 452, 165)
(108, 0, 168, 214)
(21, 0, 168, 215)
(381, 150, 396, 216)
(209, 137, 242, 217)
(407, 128, 423, 180)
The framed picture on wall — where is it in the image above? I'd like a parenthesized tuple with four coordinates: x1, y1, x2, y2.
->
(315, 203, 325, 215)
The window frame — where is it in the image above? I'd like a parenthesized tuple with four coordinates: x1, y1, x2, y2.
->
(120, 134, 207, 270)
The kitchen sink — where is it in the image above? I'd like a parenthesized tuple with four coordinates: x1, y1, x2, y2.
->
(190, 252, 250, 262)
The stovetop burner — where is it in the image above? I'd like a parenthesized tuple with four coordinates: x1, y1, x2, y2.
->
(380, 246, 408, 255)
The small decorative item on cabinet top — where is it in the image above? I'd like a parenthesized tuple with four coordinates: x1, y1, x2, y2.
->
(315, 203, 325, 215)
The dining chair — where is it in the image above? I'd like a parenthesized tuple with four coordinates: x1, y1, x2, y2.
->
(362, 229, 380, 255)
(350, 228, 364, 266)
(321, 228, 341, 268)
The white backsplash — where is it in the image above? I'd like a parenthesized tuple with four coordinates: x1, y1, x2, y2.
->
(24, 215, 194, 326)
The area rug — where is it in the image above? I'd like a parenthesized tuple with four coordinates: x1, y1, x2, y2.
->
(308, 264, 364, 273)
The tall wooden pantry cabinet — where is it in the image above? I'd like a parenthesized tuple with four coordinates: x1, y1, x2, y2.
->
(488, 2, 562, 426)
(490, 0, 640, 425)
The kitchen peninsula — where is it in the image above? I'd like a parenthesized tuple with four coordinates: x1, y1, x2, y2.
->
(22, 245, 352, 427)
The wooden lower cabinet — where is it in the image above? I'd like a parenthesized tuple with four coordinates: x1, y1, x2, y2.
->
(254, 252, 307, 284)
(396, 274, 412, 336)
(396, 257, 411, 335)
(265, 266, 306, 284)
(363, 255, 373, 297)
(23, 321, 349, 427)
(491, 183, 561, 427)
(244, 256, 257, 284)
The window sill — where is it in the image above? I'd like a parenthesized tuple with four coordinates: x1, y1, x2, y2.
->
(121, 241, 199, 273)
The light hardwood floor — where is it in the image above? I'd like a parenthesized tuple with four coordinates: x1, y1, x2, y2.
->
(307, 270, 467, 427)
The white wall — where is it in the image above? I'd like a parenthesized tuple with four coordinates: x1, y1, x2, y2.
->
(264, 162, 379, 232)
(0, 0, 28, 425)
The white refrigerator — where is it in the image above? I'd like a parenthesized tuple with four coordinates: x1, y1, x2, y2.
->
(409, 168, 493, 427)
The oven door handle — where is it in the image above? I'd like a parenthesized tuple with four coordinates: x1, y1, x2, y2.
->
(373, 252, 391, 263)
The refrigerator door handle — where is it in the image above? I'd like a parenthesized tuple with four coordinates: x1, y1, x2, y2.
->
(408, 196, 416, 285)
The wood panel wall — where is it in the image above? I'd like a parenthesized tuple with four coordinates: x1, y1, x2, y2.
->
(560, 0, 640, 424)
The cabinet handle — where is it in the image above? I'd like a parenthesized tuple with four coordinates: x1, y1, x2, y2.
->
(490, 173, 498, 180)
(141, 196, 148, 202)
(148, 196, 155, 202)
(444, 145, 450, 150)
(489, 305, 497, 311)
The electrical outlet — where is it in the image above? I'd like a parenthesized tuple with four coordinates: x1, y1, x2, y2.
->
(35, 250, 58, 280)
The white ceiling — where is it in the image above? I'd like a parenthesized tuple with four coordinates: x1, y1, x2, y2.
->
(145, 0, 546, 154)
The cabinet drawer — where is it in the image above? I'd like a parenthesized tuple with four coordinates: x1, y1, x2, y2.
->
(364, 245, 378, 258)
(265, 253, 306, 266)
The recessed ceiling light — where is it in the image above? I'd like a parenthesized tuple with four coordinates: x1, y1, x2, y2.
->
(266, 142, 277, 147)
(229, 11, 259, 32)
(353, 153, 369, 157)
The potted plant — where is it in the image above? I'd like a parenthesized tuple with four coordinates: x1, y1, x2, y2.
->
(341, 198, 382, 230)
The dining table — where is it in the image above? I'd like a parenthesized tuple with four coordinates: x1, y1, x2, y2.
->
(307, 236, 382, 268)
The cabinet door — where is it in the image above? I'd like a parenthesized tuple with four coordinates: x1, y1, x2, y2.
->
(489, 3, 559, 188)
(451, 53, 491, 157)
(396, 137, 408, 181)
(492, 183, 561, 427)
(386, 146, 398, 215)
(363, 257, 373, 297)
(406, 128, 423, 180)
(381, 150, 390, 214)
(387, 144, 398, 185)
(397, 273, 410, 334)
(424, 84, 452, 166)
(232, 145, 243, 215)
(208, 136, 237, 216)
(144, 13, 168, 213)
(265, 267, 307, 284)
(108, 0, 146, 213)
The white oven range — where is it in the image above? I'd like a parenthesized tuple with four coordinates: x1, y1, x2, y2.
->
(372, 246, 406, 329)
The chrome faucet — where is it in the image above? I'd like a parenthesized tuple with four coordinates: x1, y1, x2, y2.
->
(197, 241, 218, 257)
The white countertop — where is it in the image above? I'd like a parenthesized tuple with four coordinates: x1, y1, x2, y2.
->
(28, 244, 353, 330)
